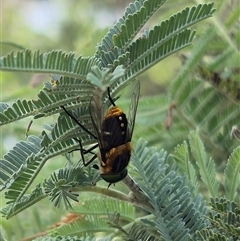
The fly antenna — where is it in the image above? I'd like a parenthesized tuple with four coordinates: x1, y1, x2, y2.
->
(107, 87, 116, 106)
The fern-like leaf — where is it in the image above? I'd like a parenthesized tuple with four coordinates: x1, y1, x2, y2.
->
(192, 197, 240, 241)
(209, 198, 240, 239)
(0, 184, 46, 219)
(188, 130, 219, 198)
(191, 229, 229, 241)
(123, 3, 214, 76)
(33, 235, 112, 241)
(112, 0, 168, 49)
(124, 29, 195, 80)
(97, 0, 167, 55)
(2, 135, 79, 205)
(0, 84, 94, 126)
(224, 146, 240, 201)
(86, 65, 125, 88)
(52, 214, 113, 238)
(46, 197, 135, 238)
(125, 223, 161, 241)
(172, 141, 199, 193)
(0, 137, 41, 191)
(167, 25, 239, 159)
(131, 138, 208, 241)
(43, 168, 82, 209)
(51, 198, 135, 238)
(0, 99, 36, 125)
(0, 50, 100, 78)
(72, 197, 135, 223)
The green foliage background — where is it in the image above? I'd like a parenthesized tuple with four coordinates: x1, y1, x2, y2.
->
(0, 0, 239, 240)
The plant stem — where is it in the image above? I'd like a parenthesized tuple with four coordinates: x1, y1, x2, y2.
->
(72, 183, 154, 212)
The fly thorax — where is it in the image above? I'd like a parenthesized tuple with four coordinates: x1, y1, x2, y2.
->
(105, 106, 123, 118)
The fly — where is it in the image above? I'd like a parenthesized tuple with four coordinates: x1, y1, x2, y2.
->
(61, 81, 140, 186)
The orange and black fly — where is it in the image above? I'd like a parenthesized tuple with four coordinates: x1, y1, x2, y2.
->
(61, 81, 140, 186)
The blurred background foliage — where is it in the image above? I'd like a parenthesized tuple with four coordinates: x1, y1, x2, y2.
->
(0, 0, 239, 240)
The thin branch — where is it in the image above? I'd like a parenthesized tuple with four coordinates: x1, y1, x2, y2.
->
(122, 174, 154, 212)
(72, 183, 154, 212)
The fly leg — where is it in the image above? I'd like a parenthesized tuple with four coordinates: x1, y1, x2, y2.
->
(60, 105, 97, 139)
(76, 139, 98, 166)
(60, 105, 99, 166)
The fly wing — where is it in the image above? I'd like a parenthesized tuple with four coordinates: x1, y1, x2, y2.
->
(126, 81, 140, 142)
(89, 95, 106, 151)
(90, 93, 124, 163)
